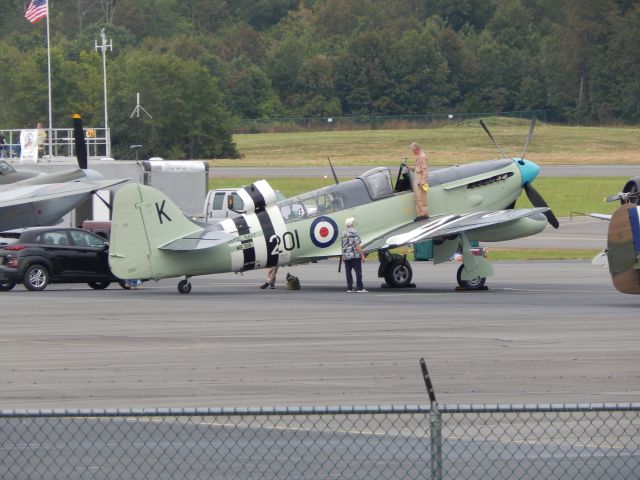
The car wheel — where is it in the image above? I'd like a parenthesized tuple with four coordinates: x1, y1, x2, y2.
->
(456, 264, 486, 290)
(118, 280, 129, 289)
(0, 280, 16, 291)
(384, 259, 413, 288)
(88, 281, 111, 290)
(23, 264, 50, 291)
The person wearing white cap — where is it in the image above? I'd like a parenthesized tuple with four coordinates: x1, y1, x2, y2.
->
(341, 217, 367, 293)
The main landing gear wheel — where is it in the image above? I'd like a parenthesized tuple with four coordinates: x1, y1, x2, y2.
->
(178, 279, 192, 294)
(384, 258, 413, 288)
(456, 264, 486, 290)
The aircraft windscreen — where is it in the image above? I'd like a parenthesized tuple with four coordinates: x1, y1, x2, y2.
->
(358, 168, 394, 199)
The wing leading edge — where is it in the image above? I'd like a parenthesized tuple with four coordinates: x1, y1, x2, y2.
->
(0, 178, 128, 207)
(378, 208, 549, 249)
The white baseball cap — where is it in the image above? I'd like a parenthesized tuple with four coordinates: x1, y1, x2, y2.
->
(345, 217, 355, 227)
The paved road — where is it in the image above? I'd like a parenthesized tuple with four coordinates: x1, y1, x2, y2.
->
(209, 164, 639, 178)
(1, 260, 637, 410)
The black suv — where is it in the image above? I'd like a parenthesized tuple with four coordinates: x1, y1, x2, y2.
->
(0, 227, 125, 291)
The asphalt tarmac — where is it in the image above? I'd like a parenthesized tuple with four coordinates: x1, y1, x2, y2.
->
(1, 259, 637, 410)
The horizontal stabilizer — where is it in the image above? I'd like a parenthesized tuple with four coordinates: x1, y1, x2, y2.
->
(159, 227, 236, 251)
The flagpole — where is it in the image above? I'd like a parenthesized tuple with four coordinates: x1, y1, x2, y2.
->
(45, 2, 53, 157)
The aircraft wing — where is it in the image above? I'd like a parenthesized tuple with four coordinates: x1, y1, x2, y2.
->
(585, 213, 612, 221)
(159, 226, 236, 251)
(0, 178, 128, 207)
(379, 208, 549, 249)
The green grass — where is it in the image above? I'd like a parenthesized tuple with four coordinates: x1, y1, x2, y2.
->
(213, 118, 640, 167)
(514, 177, 627, 217)
(210, 176, 628, 218)
(486, 248, 601, 261)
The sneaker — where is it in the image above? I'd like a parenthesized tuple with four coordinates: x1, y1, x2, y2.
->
(356, 289, 369, 293)
(346, 289, 354, 293)
(260, 282, 269, 289)
(270, 285, 275, 289)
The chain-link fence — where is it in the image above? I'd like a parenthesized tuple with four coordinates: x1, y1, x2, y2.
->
(1, 403, 638, 479)
(236, 110, 555, 133)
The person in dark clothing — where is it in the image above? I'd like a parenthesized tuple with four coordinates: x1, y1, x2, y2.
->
(341, 217, 367, 293)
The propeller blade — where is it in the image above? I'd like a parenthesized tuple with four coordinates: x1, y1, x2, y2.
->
(479, 119, 510, 160)
(520, 118, 536, 161)
(605, 193, 623, 203)
(72, 114, 88, 170)
(605, 191, 640, 203)
(524, 182, 560, 229)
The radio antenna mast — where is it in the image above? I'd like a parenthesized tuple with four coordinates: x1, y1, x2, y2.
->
(129, 92, 152, 119)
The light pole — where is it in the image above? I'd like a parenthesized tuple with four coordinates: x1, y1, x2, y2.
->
(95, 28, 112, 158)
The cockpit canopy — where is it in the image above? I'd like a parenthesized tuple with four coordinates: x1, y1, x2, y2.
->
(277, 167, 395, 223)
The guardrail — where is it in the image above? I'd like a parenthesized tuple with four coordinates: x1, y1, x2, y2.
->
(0, 127, 109, 160)
(1, 402, 637, 479)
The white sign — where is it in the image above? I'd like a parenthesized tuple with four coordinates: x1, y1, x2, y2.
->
(19, 129, 38, 163)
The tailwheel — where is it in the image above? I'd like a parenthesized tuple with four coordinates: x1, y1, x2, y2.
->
(456, 264, 486, 290)
(177, 278, 192, 294)
(384, 258, 413, 288)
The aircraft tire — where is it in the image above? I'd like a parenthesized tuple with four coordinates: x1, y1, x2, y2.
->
(0, 280, 16, 291)
(23, 264, 50, 291)
(384, 259, 413, 288)
(178, 279, 192, 294)
(456, 264, 486, 290)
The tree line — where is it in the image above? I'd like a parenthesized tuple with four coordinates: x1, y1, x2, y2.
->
(1, 0, 639, 159)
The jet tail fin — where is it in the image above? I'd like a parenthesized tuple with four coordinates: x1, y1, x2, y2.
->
(607, 203, 640, 294)
(109, 183, 203, 280)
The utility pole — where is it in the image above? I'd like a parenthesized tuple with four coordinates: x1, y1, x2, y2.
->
(95, 28, 112, 158)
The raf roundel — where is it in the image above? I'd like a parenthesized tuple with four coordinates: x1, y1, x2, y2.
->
(310, 216, 338, 248)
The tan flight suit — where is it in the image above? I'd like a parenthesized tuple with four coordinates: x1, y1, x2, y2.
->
(412, 150, 428, 217)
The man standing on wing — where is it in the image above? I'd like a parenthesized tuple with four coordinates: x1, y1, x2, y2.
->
(406, 141, 429, 221)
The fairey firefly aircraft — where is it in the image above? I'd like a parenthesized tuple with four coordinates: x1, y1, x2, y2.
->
(0, 115, 126, 231)
(589, 176, 640, 294)
(108, 122, 559, 294)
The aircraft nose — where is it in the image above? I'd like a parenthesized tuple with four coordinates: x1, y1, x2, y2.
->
(515, 158, 540, 185)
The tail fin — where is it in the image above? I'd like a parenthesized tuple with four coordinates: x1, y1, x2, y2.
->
(109, 183, 202, 280)
(607, 203, 640, 294)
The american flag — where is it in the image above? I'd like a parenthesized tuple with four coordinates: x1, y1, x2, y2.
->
(25, 0, 48, 24)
